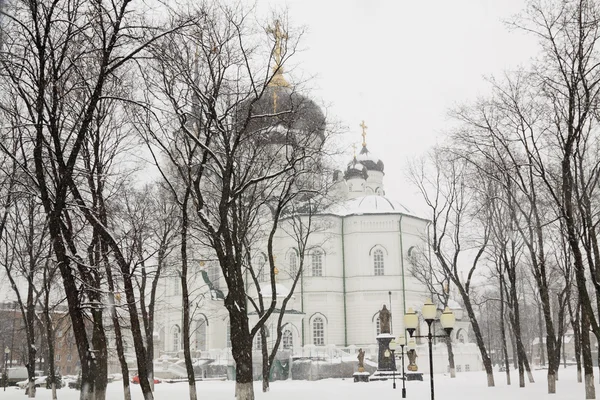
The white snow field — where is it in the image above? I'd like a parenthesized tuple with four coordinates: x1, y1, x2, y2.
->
(0, 368, 589, 400)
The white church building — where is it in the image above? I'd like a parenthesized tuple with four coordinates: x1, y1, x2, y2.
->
(152, 56, 479, 377)
(152, 132, 478, 377)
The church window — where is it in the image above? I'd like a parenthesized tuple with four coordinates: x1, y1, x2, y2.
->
(457, 365, 462, 372)
(283, 329, 293, 350)
(255, 334, 262, 350)
(226, 322, 231, 347)
(158, 326, 166, 347)
(376, 317, 381, 336)
(374, 249, 384, 276)
(256, 253, 267, 282)
(289, 252, 298, 277)
(457, 329, 466, 344)
(313, 317, 325, 346)
(195, 318, 207, 351)
(208, 263, 220, 290)
(172, 276, 180, 296)
(465, 364, 470, 372)
(312, 250, 323, 277)
(172, 325, 181, 352)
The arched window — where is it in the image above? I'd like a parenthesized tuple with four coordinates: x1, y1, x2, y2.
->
(158, 326, 165, 348)
(289, 251, 298, 278)
(256, 253, 267, 282)
(255, 334, 262, 350)
(208, 263, 220, 290)
(172, 276, 180, 296)
(313, 317, 325, 346)
(171, 325, 181, 352)
(282, 330, 293, 350)
(311, 249, 323, 277)
(374, 249, 384, 276)
(195, 319, 207, 351)
(456, 328, 466, 344)
(226, 321, 231, 348)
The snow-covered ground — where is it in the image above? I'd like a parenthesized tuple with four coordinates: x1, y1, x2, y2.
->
(0, 367, 589, 400)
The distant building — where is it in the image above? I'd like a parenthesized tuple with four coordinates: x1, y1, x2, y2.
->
(0, 302, 79, 375)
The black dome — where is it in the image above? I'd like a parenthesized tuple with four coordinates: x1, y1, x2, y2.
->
(344, 157, 368, 180)
(356, 146, 384, 172)
(241, 86, 326, 144)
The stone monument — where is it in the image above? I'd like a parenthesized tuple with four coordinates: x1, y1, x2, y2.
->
(407, 348, 418, 372)
(353, 348, 370, 382)
(357, 348, 365, 372)
(405, 345, 423, 381)
(369, 304, 397, 381)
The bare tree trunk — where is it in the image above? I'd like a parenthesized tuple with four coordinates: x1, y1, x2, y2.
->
(457, 285, 495, 386)
(226, 275, 255, 400)
(506, 258, 525, 387)
(106, 266, 131, 400)
(446, 336, 456, 378)
(499, 274, 510, 385)
(261, 325, 270, 391)
(572, 301, 583, 383)
(91, 305, 108, 400)
(519, 340, 535, 384)
(40, 265, 59, 400)
(538, 304, 546, 367)
(180, 189, 197, 400)
(582, 306, 596, 399)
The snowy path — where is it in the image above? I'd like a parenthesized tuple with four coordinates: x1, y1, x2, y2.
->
(0, 368, 588, 400)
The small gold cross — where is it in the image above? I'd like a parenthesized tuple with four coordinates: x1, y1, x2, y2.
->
(360, 120, 368, 147)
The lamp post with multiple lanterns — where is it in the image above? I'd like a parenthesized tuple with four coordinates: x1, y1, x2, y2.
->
(403, 298, 455, 400)
(397, 334, 407, 398)
(388, 339, 397, 389)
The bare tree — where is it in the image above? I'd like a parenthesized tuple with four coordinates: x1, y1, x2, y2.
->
(1, 195, 48, 397)
(408, 149, 495, 387)
(138, 4, 332, 399)
(509, 2, 600, 396)
(407, 245, 457, 378)
(0, 1, 187, 398)
(250, 194, 334, 392)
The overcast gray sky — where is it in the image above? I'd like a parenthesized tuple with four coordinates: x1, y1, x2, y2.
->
(256, 0, 538, 214)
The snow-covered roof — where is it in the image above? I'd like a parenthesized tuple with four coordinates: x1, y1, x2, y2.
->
(260, 283, 291, 298)
(356, 151, 380, 164)
(327, 195, 419, 218)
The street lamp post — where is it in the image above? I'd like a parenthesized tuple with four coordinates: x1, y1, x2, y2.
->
(398, 334, 407, 398)
(404, 299, 455, 400)
(389, 339, 397, 389)
(4, 347, 10, 391)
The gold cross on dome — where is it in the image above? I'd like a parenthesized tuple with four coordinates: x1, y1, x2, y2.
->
(360, 120, 368, 147)
(267, 20, 287, 69)
(266, 19, 290, 88)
